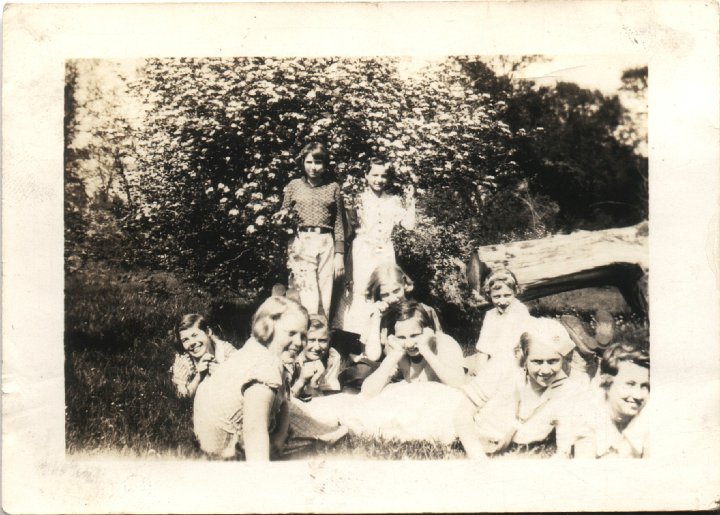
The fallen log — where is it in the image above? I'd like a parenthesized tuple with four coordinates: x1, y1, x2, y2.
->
(467, 222, 649, 316)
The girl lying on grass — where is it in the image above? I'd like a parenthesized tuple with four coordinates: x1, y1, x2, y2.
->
(569, 341, 650, 458)
(360, 300, 464, 398)
(170, 314, 237, 398)
(290, 315, 342, 399)
(454, 317, 589, 459)
(340, 264, 442, 389)
(296, 301, 465, 445)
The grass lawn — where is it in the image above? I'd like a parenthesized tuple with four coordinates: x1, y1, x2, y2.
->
(65, 260, 648, 460)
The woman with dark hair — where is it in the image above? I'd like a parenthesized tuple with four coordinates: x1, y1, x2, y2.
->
(360, 300, 464, 398)
(170, 314, 237, 398)
(569, 341, 650, 458)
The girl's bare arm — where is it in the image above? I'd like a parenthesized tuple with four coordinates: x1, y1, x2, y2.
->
(242, 383, 275, 461)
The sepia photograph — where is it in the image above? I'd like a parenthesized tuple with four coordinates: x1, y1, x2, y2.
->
(64, 55, 650, 462)
(3, 2, 719, 513)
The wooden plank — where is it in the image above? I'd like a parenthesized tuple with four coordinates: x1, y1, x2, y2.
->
(469, 222, 649, 314)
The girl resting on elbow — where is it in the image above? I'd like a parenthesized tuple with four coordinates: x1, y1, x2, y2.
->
(361, 300, 465, 398)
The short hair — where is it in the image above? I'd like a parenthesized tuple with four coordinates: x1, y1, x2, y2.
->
(518, 318, 574, 369)
(251, 296, 309, 346)
(366, 157, 395, 177)
(381, 300, 436, 336)
(297, 141, 329, 169)
(308, 314, 328, 333)
(173, 314, 214, 355)
(365, 264, 414, 301)
(482, 268, 521, 301)
(599, 341, 650, 390)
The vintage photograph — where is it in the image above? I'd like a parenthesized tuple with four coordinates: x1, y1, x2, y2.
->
(4, 2, 718, 512)
(64, 55, 650, 461)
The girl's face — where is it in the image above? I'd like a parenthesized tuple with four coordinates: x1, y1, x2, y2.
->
(490, 283, 516, 314)
(392, 316, 424, 357)
(303, 153, 325, 181)
(366, 164, 388, 193)
(378, 279, 406, 306)
(179, 325, 212, 359)
(269, 312, 307, 360)
(525, 341, 564, 389)
(303, 327, 329, 362)
(606, 361, 650, 420)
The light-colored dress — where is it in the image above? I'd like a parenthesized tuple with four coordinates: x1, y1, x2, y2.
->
(296, 333, 465, 444)
(335, 189, 415, 333)
(193, 338, 286, 456)
(475, 300, 534, 372)
(296, 382, 464, 445)
(462, 367, 589, 455)
(567, 390, 651, 458)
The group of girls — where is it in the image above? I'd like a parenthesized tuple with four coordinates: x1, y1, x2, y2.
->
(168, 141, 651, 460)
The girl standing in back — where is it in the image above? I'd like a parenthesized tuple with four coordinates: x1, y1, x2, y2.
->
(335, 158, 415, 336)
(282, 142, 346, 317)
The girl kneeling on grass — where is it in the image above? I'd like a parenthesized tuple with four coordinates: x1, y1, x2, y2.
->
(192, 296, 307, 460)
(454, 317, 589, 459)
(170, 314, 237, 398)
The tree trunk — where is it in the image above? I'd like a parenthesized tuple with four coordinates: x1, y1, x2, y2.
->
(468, 222, 649, 315)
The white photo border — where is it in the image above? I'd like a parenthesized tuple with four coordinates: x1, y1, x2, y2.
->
(3, 2, 719, 513)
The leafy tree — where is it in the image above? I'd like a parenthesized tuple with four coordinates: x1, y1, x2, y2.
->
(65, 60, 141, 263)
(124, 57, 523, 300)
(65, 56, 648, 332)
(500, 80, 648, 230)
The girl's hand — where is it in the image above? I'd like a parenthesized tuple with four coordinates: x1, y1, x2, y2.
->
(333, 253, 345, 279)
(386, 335, 406, 359)
(172, 354, 195, 380)
(206, 359, 220, 376)
(415, 327, 436, 357)
(373, 300, 390, 316)
(196, 354, 213, 373)
(309, 364, 324, 389)
(298, 361, 319, 384)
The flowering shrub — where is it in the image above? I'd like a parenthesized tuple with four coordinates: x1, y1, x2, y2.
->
(123, 57, 526, 300)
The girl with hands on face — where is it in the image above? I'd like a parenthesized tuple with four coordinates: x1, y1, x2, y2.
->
(361, 264, 442, 363)
(361, 301, 464, 398)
